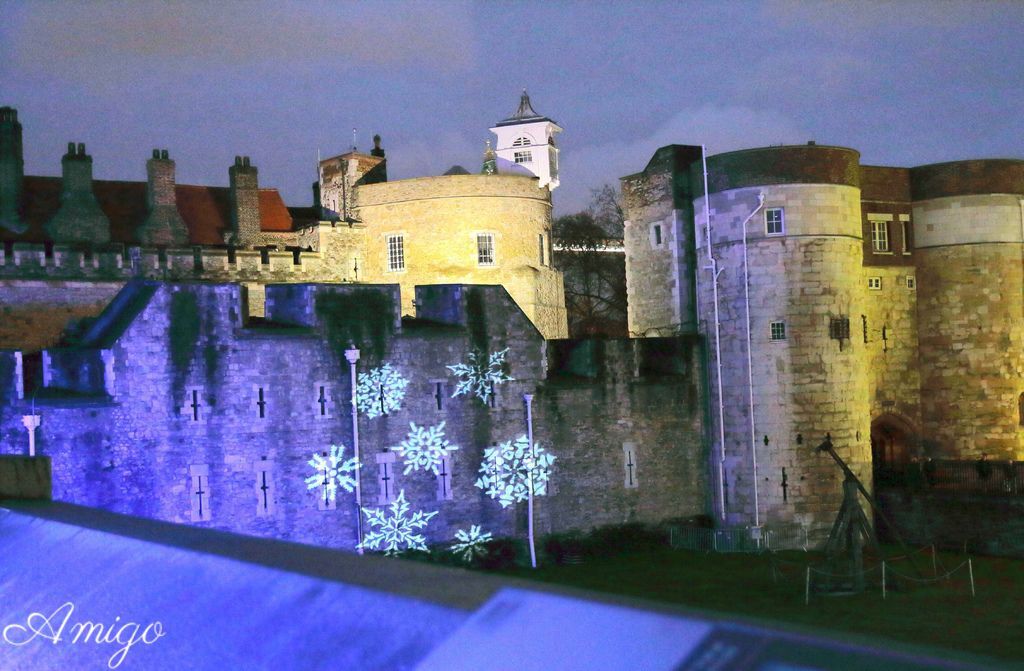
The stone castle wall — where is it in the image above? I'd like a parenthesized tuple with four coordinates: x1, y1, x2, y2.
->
(0, 282, 704, 550)
(915, 193, 1024, 458)
(694, 182, 871, 533)
(355, 174, 568, 339)
(861, 265, 920, 430)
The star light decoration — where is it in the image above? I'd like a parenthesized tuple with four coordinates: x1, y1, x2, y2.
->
(356, 363, 409, 419)
(391, 421, 459, 475)
(358, 490, 438, 556)
(451, 525, 493, 563)
(475, 435, 556, 508)
(305, 444, 360, 503)
(447, 348, 513, 405)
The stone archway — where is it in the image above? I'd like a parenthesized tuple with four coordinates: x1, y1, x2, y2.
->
(871, 413, 917, 486)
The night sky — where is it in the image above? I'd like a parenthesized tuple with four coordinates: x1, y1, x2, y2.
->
(1, 0, 1021, 216)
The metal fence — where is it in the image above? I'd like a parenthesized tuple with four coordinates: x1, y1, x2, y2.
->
(669, 524, 812, 553)
(877, 459, 1024, 495)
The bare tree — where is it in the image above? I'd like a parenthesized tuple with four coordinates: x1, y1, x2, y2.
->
(553, 186, 627, 338)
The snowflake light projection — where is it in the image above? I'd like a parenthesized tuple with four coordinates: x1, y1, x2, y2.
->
(356, 363, 409, 418)
(391, 421, 459, 475)
(475, 435, 556, 508)
(451, 525, 493, 563)
(447, 348, 513, 405)
(358, 490, 438, 556)
(305, 444, 360, 503)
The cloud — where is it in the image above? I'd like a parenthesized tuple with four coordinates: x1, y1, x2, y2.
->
(5, 0, 477, 79)
(555, 105, 809, 215)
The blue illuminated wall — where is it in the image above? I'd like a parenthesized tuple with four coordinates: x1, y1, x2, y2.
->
(0, 281, 706, 550)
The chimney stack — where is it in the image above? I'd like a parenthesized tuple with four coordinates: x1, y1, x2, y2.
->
(0, 107, 27, 233)
(138, 148, 189, 247)
(45, 142, 111, 244)
(228, 155, 261, 247)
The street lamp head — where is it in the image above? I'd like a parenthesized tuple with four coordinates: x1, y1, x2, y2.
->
(344, 347, 360, 364)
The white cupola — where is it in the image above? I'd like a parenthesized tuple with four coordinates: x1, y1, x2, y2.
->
(489, 90, 562, 190)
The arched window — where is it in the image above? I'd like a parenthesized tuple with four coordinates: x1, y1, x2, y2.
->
(512, 136, 531, 147)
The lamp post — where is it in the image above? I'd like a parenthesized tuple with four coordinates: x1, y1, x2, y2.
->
(344, 346, 363, 554)
(524, 393, 537, 569)
(741, 192, 766, 531)
(21, 414, 40, 457)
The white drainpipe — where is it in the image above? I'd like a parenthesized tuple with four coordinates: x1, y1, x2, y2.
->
(741, 192, 766, 529)
(344, 347, 363, 554)
(701, 146, 728, 522)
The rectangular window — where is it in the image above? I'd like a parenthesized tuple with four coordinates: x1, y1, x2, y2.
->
(436, 455, 454, 501)
(867, 276, 882, 290)
(431, 380, 446, 411)
(181, 386, 204, 423)
(254, 459, 275, 517)
(770, 321, 786, 341)
(514, 150, 533, 164)
(315, 383, 331, 419)
(871, 221, 890, 252)
(386, 234, 405, 272)
(254, 385, 268, 418)
(650, 223, 664, 248)
(376, 452, 397, 505)
(538, 233, 546, 265)
(766, 208, 785, 236)
(623, 443, 639, 489)
(189, 464, 212, 522)
(906, 275, 916, 290)
(477, 233, 495, 266)
(901, 219, 912, 254)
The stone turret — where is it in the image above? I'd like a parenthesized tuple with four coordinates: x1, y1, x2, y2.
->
(45, 142, 111, 244)
(137, 149, 189, 247)
(0, 106, 26, 234)
(228, 155, 260, 247)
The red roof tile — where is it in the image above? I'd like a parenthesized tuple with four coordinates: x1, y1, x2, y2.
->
(3, 176, 293, 245)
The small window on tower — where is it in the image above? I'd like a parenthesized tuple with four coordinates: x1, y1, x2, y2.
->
(770, 321, 786, 341)
(650, 223, 664, 249)
(386, 234, 405, 272)
(477, 233, 495, 266)
(906, 276, 916, 290)
(766, 208, 785, 236)
(512, 136, 531, 147)
(514, 150, 533, 164)
(867, 277, 882, 290)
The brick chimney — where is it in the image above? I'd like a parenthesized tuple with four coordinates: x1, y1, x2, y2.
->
(0, 106, 26, 234)
(137, 149, 189, 247)
(228, 155, 261, 247)
(45, 142, 111, 244)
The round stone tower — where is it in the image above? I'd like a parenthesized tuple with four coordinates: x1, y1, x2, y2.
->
(693, 145, 871, 534)
(911, 160, 1024, 459)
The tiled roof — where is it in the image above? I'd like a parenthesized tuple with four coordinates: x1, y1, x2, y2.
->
(2, 176, 294, 245)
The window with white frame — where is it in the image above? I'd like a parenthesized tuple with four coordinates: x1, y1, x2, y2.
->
(906, 276, 916, 290)
(477, 233, 495, 266)
(512, 136, 531, 147)
(766, 208, 785, 236)
(386, 234, 405, 272)
(513, 150, 533, 164)
(871, 221, 890, 252)
(867, 276, 882, 290)
(770, 321, 786, 341)
(901, 219, 912, 254)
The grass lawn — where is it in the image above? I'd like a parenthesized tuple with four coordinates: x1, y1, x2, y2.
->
(493, 546, 1023, 667)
